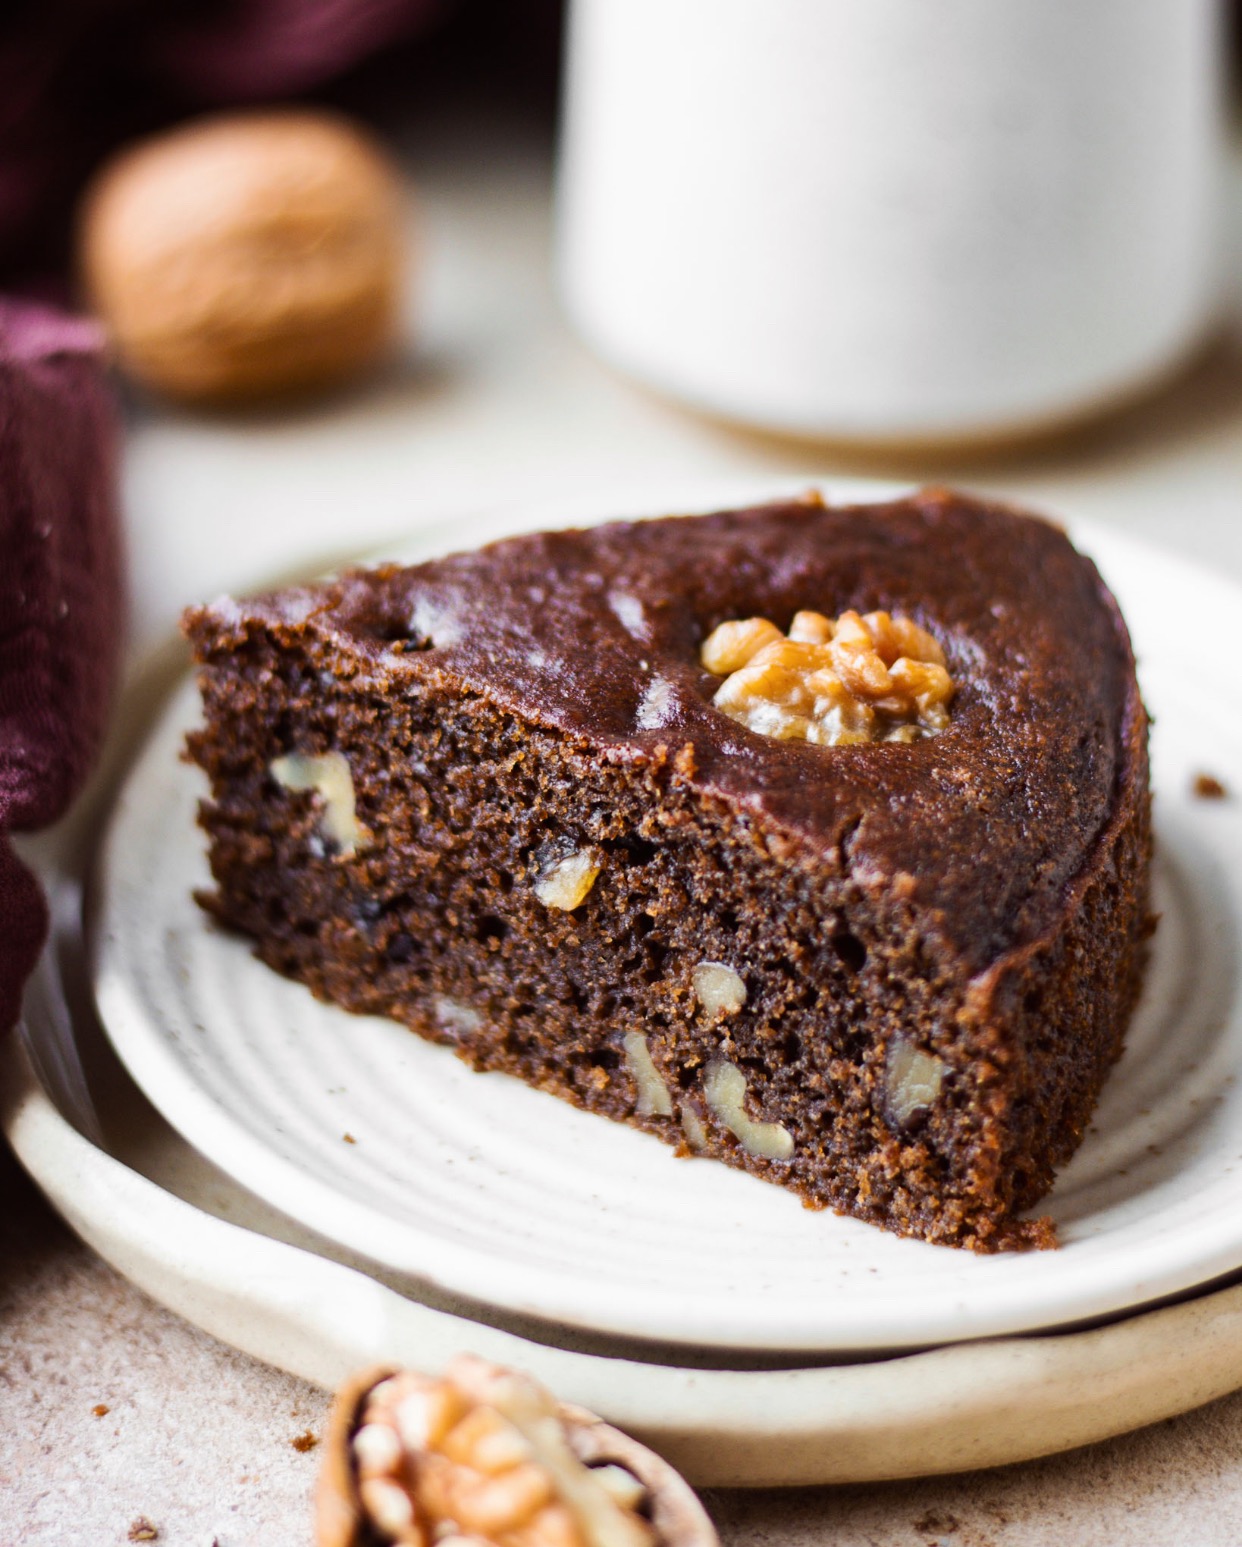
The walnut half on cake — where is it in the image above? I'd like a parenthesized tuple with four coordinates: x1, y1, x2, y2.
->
(183, 488, 1152, 1251)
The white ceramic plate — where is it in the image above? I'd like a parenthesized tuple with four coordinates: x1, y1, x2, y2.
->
(12, 1017, 1242, 1489)
(90, 497, 1242, 1353)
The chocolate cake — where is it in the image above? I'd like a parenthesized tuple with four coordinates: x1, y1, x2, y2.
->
(183, 488, 1151, 1251)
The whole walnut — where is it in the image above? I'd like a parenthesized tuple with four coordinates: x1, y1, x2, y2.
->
(79, 110, 408, 403)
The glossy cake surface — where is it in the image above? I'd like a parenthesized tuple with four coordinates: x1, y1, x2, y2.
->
(184, 489, 1151, 1250)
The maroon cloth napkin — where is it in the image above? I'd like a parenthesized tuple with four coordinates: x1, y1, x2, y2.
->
(0, 0, 443, 280)
(0, 299, 123, 1034)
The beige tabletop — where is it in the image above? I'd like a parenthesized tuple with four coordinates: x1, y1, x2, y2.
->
(5, 95, 1242, 1546)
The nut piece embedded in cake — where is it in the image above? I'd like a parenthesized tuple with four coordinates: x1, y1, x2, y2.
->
(316, 1357, 721, 1547)
(623, 1032, 674, 1116)
(701, 608, 953, 746)
(699, 617, 784, 675)
(703, 1060, 794, 1161)
(691, 963, 747, 1018)
(679, 1107, 709, 1153)
(885, 1038, 946, 1127)
(270, 751, 371, 857)
(432, 995, 485, 1040)
(534, 849, 602, 911)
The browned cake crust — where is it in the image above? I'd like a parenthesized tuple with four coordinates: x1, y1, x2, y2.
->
(183, 488, 1152, 1251)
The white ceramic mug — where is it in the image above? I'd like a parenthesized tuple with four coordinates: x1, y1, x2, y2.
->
(556, 0, 1226, 445)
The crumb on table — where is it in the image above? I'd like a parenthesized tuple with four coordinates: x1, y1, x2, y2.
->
(1193, 772, 1229, 800)
(291, 1429, 319, 1453)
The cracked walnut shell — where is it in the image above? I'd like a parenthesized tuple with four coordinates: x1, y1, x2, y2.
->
(79, 110, 406, 402)
(317, 1359, 719, 1547)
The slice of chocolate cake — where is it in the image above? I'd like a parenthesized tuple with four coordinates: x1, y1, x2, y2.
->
(183, 488, 1151, 1251)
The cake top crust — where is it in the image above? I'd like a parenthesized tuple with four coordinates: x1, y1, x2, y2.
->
(186, 488, 1145, 975)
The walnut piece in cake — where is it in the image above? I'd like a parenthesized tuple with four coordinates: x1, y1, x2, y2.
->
(701, 608, 953, 746)
(270, 751, 371, 857)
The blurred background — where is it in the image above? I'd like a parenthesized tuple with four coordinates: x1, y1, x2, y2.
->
(0, 0, 1237, 659)
(4, 0, 1241, 666)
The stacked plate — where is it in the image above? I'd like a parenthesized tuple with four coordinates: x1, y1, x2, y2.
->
(9, 490, 1242, 1485)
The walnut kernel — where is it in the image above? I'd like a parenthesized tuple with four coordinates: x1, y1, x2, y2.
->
(885, 1038, 945, 1126)
(622, 1032, 673, 1117)
(432, 996, 484, 1039)
(592, 1467, 647, 1512)
(701, 608, 953, 746)
(699, 617, 783, 675)
(702, 1060, 793, 1162)
(690, 963, 747, 1018)
(534, 850, 602, 911)
(679, 1107, 708, 1153)
(349, 1357, 655, 1547)
(271, 751, 371, 857)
